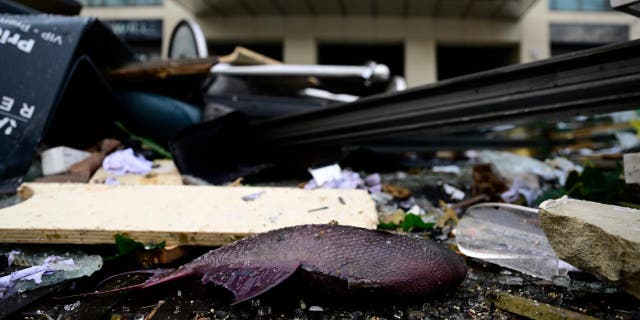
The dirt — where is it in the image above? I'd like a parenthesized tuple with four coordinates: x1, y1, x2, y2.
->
(6, 256, 639, 320)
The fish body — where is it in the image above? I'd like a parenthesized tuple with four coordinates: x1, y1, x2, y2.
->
(140, 224, 467, 304)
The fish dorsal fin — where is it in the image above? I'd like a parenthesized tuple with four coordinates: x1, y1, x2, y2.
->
(201, 263, 299, 305)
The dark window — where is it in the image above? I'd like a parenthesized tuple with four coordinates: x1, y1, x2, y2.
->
(78, 0, 162, 7)
(104, 20, 163, 61)
(129, 43, 162, 61)
(549, 0, 610, 11)
(436, 45, 518, 80)
(208, 42, 284, 61)
(550, 23, 629, 57)
(550, 24, 629, 45)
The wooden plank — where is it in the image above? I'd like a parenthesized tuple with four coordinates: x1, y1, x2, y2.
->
(0, 183, 378, 246)
(107, 58, 216, 84)
(218, 46, 282, 65)
(488, 291, 601, 320)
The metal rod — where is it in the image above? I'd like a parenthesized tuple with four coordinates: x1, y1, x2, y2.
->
(210, 62, 390, 82)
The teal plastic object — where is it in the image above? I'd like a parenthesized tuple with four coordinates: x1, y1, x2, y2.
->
(115, 90, 202, 146)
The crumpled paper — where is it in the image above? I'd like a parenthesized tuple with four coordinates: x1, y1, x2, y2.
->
(305, 165, 381, 193)
(102, 148, 153, 175)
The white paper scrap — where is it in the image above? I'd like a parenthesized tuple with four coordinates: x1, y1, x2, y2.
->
(308, 164, 342, 186)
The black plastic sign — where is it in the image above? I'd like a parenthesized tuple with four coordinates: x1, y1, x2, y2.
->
(0, 14, 133, 194)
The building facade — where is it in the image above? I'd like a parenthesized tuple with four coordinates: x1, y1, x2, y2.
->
(80, 0, 640, 87)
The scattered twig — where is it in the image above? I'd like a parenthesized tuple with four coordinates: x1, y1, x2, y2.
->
(487, 291, 601, 320)
(437, 201, 459, 227)
(229, 177, 244, 186)
(308, 206, 328, 212)
(450, 194, 488, 210)
(144, 300, 166, 320)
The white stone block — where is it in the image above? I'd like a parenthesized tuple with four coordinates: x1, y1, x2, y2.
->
(41, 146, 91, 176)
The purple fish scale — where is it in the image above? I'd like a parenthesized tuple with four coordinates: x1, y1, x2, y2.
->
(298, 225, 464, 296)
(186, 225, 466, 298)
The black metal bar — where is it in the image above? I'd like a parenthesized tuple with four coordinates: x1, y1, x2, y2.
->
(262, 75, 640, 146)
(251, 39, 640, 149)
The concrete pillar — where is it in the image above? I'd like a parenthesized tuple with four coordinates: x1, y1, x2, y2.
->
(630, 19, 640, 40)
(519, 0, 550, 63)
(405, 37, 436, 87)
(284, 18, 316, 64)
(284, 36, 316, 64)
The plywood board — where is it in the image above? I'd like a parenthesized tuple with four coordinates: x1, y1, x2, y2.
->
(0, 183, 377, 246)
(107, 58, 216, 83)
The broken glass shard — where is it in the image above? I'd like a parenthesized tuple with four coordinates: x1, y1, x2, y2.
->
(0, 248, 102, 299)
(456, 203, 577, 280)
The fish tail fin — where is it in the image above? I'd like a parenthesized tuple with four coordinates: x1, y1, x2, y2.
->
(96, 269, 172, 288)
(141, 268, 193, 288)
(54, 268, 191, 300)
(53, 282, 148, 300)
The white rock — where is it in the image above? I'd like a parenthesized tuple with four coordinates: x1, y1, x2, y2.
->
(539, 197, 640, 299)
(41, 146, 91, 176)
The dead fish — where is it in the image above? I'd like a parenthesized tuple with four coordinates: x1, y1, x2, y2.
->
(74, 224, 466, 304)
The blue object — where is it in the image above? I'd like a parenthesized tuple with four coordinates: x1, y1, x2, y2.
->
(115, 90, 202, 146)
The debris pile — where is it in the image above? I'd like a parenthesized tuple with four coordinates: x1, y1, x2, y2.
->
(0, 3, 639, 319)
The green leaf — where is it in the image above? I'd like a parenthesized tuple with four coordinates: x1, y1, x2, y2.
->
(115, 233, 144, 256)
(115, 122, 172, 159)
(377, 222, 398, 230)
(563, 171, 580, 191)
(534, 164, 625, 206)
(144, 240, 166, 251)
(377, 214, 435, 232)
(104, 234, 166, 261)
(576, 164, 623, 203)
(401, 214, 435, 232)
